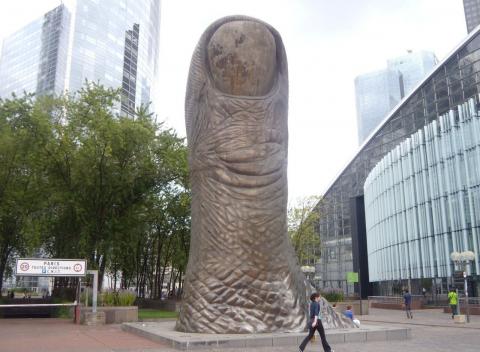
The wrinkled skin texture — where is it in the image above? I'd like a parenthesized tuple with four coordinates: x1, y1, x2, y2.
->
(176, 16, 351, 334)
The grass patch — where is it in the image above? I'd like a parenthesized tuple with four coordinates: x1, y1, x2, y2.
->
(138, 309, 178, 319)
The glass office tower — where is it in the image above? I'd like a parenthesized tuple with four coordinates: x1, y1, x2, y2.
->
(68, 0, 160, 115)
(387, 51, 438, 96)
(0, 0, 160, 115)
(355, 69, 403, 144)
(0, 5, 70, 98)
(464, 0, 480, 33)
(317, 27, 480, 297)
(355, 51, 437, 145)
(365, 99, 480, 287)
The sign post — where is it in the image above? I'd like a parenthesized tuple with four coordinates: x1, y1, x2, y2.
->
(15, 258, 87, 324)
(87, 270, 98, 314)
(346, 272, 359, 284)
(346, 271, 361, 315)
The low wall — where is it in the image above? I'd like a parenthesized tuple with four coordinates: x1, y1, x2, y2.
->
(0, 298, 57, 318)
(136, 298, 180, 312)
(443, 306, 480, 315)
(333, 300, 369, 315)
(370, 300, 423, 310)
(79, 306, 138, 324)
(369, 295, 425, 310)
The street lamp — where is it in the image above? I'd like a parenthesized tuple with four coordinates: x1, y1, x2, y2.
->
(450, 251, 476, 323)
(301, 265, 316, 288)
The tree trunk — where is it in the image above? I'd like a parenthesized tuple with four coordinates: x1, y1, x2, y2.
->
(98, 253, 107, 291)
(177, 271, 183, 297)
(159, 236, 173, 299)
(154, 234, 164, 299)
(0, 245, 12, 295)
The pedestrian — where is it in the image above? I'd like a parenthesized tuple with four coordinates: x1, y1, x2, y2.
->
(343, 305, 354, 320)
(343, 305, 360, 327)
(403, 289, 413, 319)
(448, 288, 458, 319)
(422, 287, 426, 298)
(298, 292, 334, 352)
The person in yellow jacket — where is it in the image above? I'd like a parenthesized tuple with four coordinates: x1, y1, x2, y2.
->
(448, 288, 458, 319)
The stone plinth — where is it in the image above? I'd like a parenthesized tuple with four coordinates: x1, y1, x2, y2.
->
(122, 321, 411, 350)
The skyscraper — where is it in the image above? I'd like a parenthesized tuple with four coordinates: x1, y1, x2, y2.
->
(0, 0, 161, 116)
(387, 51, 438, 95)
(464, 0, 480, 33)
(354, 68, 402, 144)
(0, 5, 70, 98)
(354, 51, 437, 145)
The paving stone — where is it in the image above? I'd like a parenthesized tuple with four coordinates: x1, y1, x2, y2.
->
(387, 328, 408, 340)
(366, 329, 387, 341)
(344, 330, 367, 342)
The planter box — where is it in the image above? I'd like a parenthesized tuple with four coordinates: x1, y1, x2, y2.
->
(79, 306, 138, 324)
(84, 311, 106, 326)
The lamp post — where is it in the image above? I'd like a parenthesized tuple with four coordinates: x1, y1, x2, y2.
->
(450, 251, 476, 323)
(301, 265, 316, 289)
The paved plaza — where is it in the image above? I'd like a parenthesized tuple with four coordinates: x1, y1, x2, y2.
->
(0, 308, 479, 352)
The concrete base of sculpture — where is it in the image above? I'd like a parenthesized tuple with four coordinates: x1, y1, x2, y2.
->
(122, 321, 411, 350)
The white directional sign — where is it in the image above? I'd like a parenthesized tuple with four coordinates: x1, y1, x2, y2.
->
(16, 258, 87, 277)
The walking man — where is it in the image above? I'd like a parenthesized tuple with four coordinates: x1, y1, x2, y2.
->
(448, 288, 458, 319)
(403, 289, 413, 319)
(299, 292, 333, 352)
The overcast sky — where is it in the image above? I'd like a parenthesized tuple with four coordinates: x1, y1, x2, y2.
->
(0, 0, 468, 203)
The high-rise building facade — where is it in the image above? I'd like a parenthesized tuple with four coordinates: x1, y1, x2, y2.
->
(387, 51, 438, 95)
(0, 0, 161, 115)
(316, 27, 480, 298)
(0, 5, 70, 98)
(354, 51, 437, 145)
(365, 99, 480, 289)
(355, 69, 402, 144)
(464, 0, 480, 33)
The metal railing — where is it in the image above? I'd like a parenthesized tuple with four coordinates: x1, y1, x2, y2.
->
(0, 303, 76, 308)
(368, 295, 424, 304)
(459, 297, 480, 306)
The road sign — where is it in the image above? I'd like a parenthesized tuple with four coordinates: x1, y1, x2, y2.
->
(16, 258, 87, 277)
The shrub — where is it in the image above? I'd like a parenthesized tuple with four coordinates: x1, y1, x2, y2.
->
(99, 290, 136, 306)
(320, 288, 344, 303)
(100, 290, 117, 306)
(52, 287, 76, 301)
(117, 290, 136, 306)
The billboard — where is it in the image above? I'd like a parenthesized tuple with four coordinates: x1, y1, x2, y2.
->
(16, 258, 87, 277)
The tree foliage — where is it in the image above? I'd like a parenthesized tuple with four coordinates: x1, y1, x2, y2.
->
(0, 83, 190, 297)
(288, 195, 322, 266)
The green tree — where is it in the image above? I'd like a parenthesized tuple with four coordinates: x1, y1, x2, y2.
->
(0, 83, 191, 297)
(0, 94, 50, 293)
(288, 196, 322, 267)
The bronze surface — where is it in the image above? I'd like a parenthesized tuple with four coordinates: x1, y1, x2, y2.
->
(177, 16, 311, 334)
